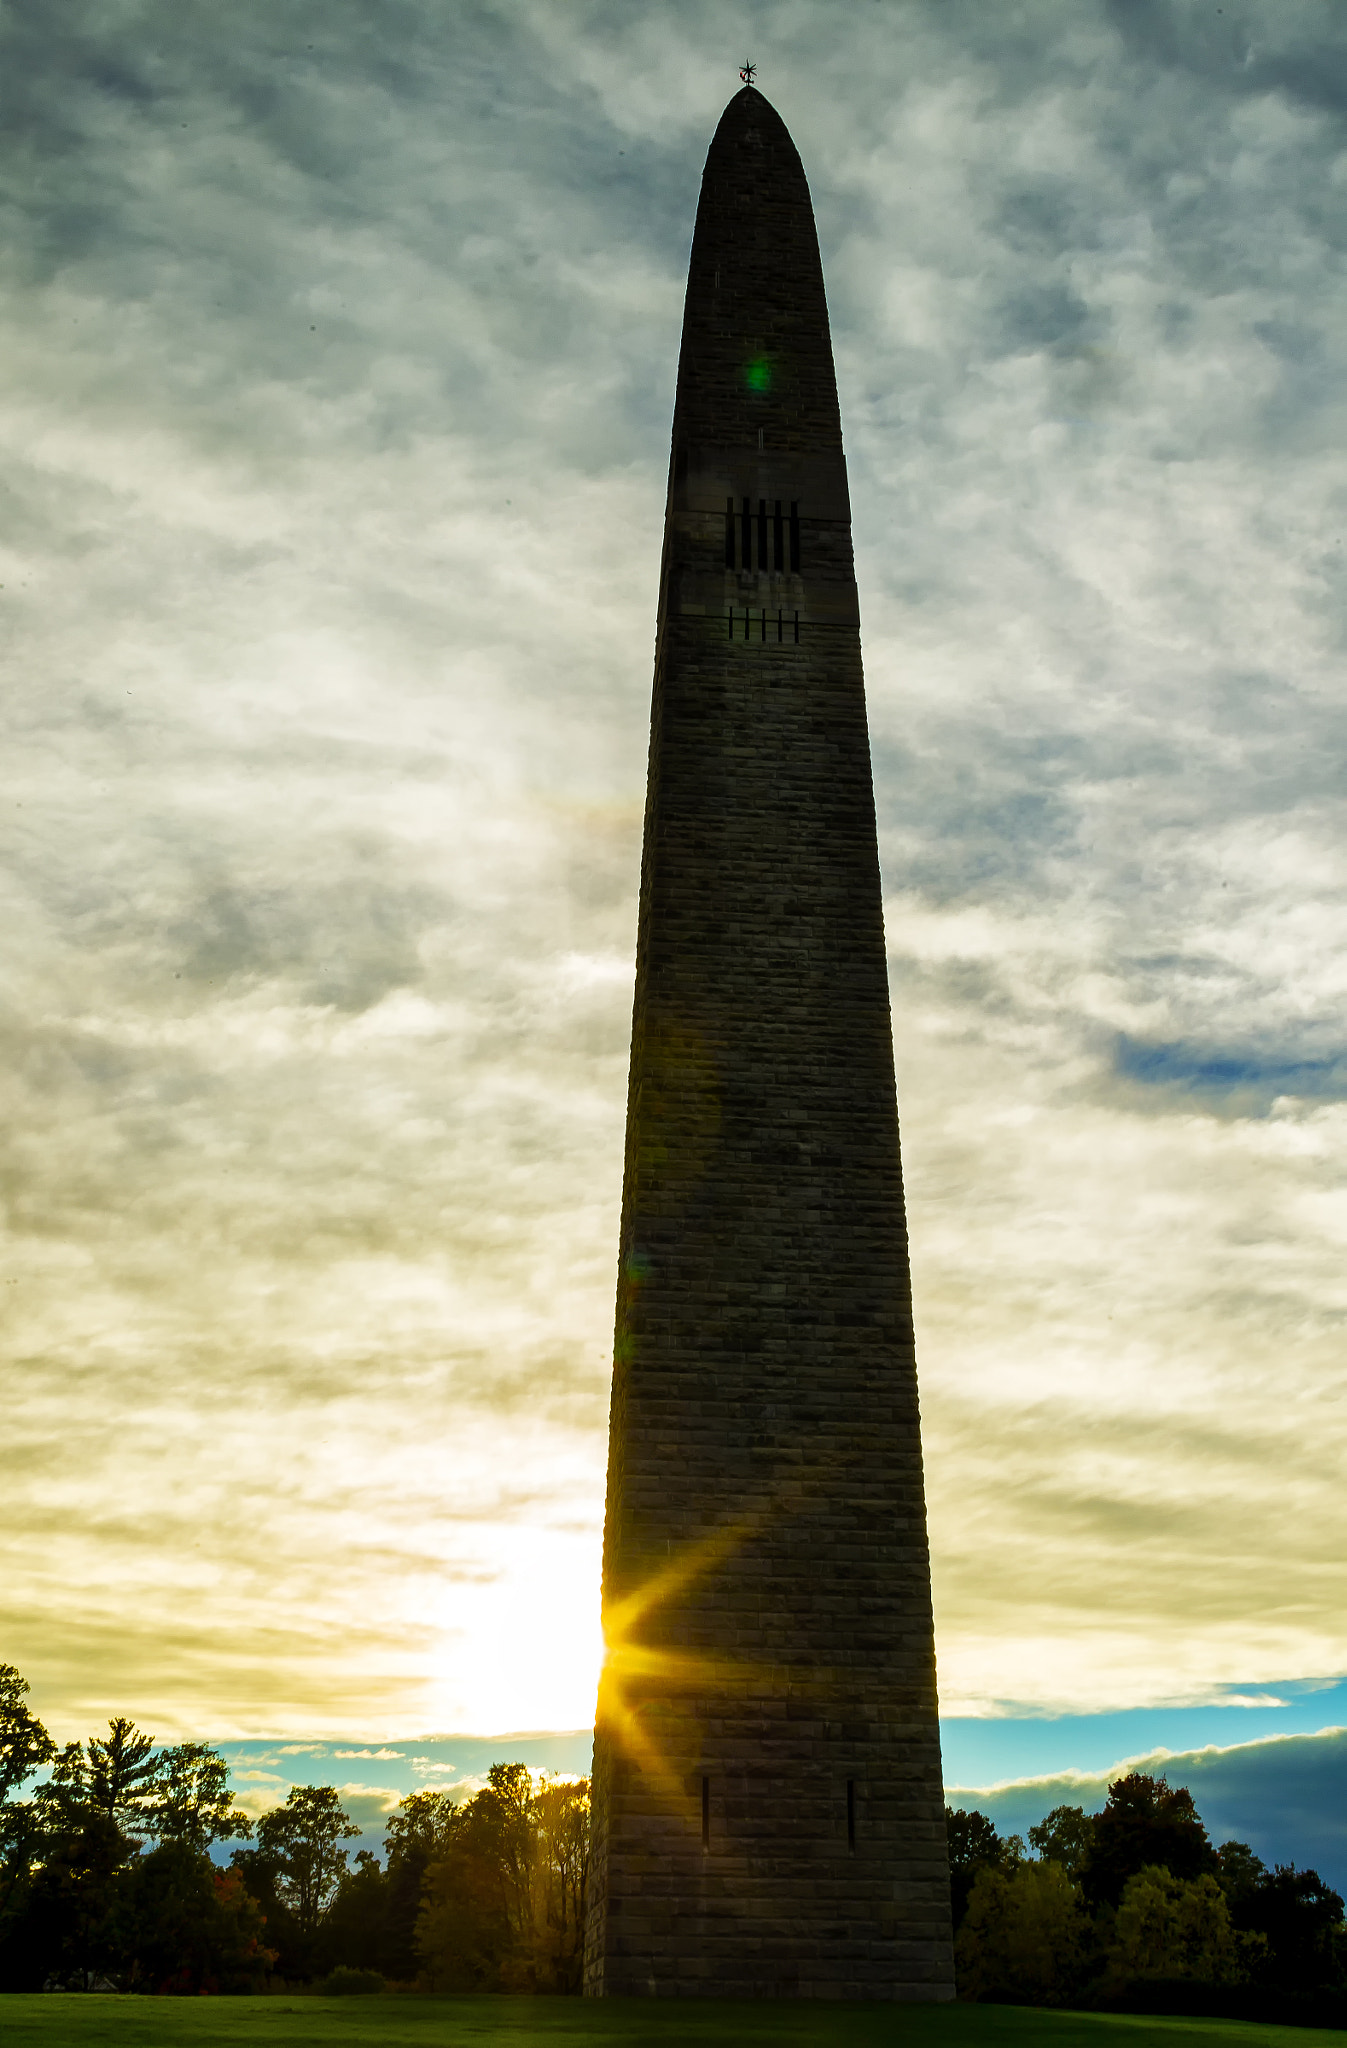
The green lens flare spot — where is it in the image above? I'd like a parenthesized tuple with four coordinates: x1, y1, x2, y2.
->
(745, 358, 772, 392)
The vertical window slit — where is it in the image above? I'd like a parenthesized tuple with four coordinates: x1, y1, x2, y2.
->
(774, 500, 783, 571)
(760, 608, 766, 643)
(725, 497, 736, 569)
(757, 499, 768, 569)
(741, 497, 752, 570)
(846, 1779, 856, 1852)
(790, 501, 801, 573)
(701, 1775, 710, 1849)
(793, 610, 800, 644)
(727, 608, 734, 641)
(777, 609, 783, 642)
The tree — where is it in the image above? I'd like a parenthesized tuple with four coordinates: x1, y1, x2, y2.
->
(416, 1769, 529, 1991)
(1103, 1865, 1244, 1988)
(114, 1839, 274, 1993)
(1232, 1863, 1345, 1993)
(531, 1777, 590, 1993)
(414, 1767, 590, 1995)
(144, 1743, 252, 1849)
(17, 1790, 132, 1990)
(954, 1858, 1089, 2004)
(383, 1789, 459, 1981)
(324, 1850, 392, 1977)
(0, 1667, 58, 1977)
(86, 1718, 159, 1836)
(1029, 1804, 1096, 1880)
(1214, 1838, 1266, 1905)
(946, 1806, 1021, 1932)
(1082, 1773, 1216, 1909)
(0, 1666, 55, 1803)
(232, 1784, 357, 1980)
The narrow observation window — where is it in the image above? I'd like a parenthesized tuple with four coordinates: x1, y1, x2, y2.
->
(759, 608, 767, 643)
(701, 1775, 710, 1849)
(725, 498, 736, 568)
(793, 610, 800, 644)
(776, 609, 783, 642)
(727, 607, 734, 640)
(757, 499, 768, 569)
(741, 497, 752, 570)
(846, 1779, 856, 1852)
(790, 501, 801, 573)
(774, 500, 784, 571)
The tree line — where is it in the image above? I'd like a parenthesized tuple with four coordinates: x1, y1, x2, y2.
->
(0, 1666, 587, 1994)
(947, 1772, 1347, 2024)
(6, 1663, 1345, 2010)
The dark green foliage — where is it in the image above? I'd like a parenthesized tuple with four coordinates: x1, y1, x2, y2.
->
(319, 1964, 386, 1993)
(14, 1801, 131, 1990)
(945, 1807, 1019, 1932)
(113, 1839, 273, 1993)
(1231, 1861, 1345, 1992)
(952, 1768, 1347, 2022)
(230, 1782, 358, 1979)
(1080, 1773, 1216, 1909)
(86, 1719, 159, 1836)
(0, 1667, 55, 1804)
(324, 1851, 394, 1976)
(145, 1742, 253, 1850)
(1028, 1806, 1096, 1880)
(1213, 1838, 1266, 1904)
(380, 1789, 458, 1980)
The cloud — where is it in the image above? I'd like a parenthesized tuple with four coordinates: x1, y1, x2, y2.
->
(950, 1725, 1347, 1894)
(1, 0, 1345, 1737)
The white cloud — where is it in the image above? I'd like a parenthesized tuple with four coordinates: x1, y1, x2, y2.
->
(1, 0, 1345, 1738)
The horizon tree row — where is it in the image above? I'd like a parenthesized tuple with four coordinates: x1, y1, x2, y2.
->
(946, 1772, 1346, 2020)
(0, 1664, 586, 1993)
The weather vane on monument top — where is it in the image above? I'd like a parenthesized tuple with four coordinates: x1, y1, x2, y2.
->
(739, 59, 756, 85)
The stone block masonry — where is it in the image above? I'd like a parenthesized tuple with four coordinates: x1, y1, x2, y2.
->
(583, 87, 954, 2001)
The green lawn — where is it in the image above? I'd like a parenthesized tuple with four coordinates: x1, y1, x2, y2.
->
(2, 1998, 1346, 2048)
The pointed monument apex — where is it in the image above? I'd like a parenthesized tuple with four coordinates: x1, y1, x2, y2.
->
(583, 89, 954, 2002)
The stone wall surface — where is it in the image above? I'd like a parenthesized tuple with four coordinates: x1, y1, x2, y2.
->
(584, 87, 954, 2002)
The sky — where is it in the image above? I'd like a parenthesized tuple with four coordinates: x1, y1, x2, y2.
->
(3, 0, 1346, 1859)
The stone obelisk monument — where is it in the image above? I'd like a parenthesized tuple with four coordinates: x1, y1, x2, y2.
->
(584, 84, 953, 2002)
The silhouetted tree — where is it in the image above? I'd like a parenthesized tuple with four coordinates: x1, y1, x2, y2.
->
(415, 1765, 590, 1993)
(145, 1742, 253, 1850)
(955, 1858, 1088, 2004)
(0, 1666, 55, 1802)
(324, 1850, 393, 1976)
(1231, 1863, 1345, 1993)
(86, 1718, 159, 1837)
(232, 1784, 357, 1979)
(946, 1806, 1020, 1932)
(1029, 1804, 1096, 1879)
(114, 1839, 274, 1993)
(20, 1761, 131, 1990)
(1213, 1838, 1265, 1903)
(382, 1789, 458, 1980)
(0, 1666, 56, 1983)
(1082, 1774, 1216, 1909)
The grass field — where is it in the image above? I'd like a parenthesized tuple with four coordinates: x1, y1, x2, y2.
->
(3, 1998, 1346, 2048)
